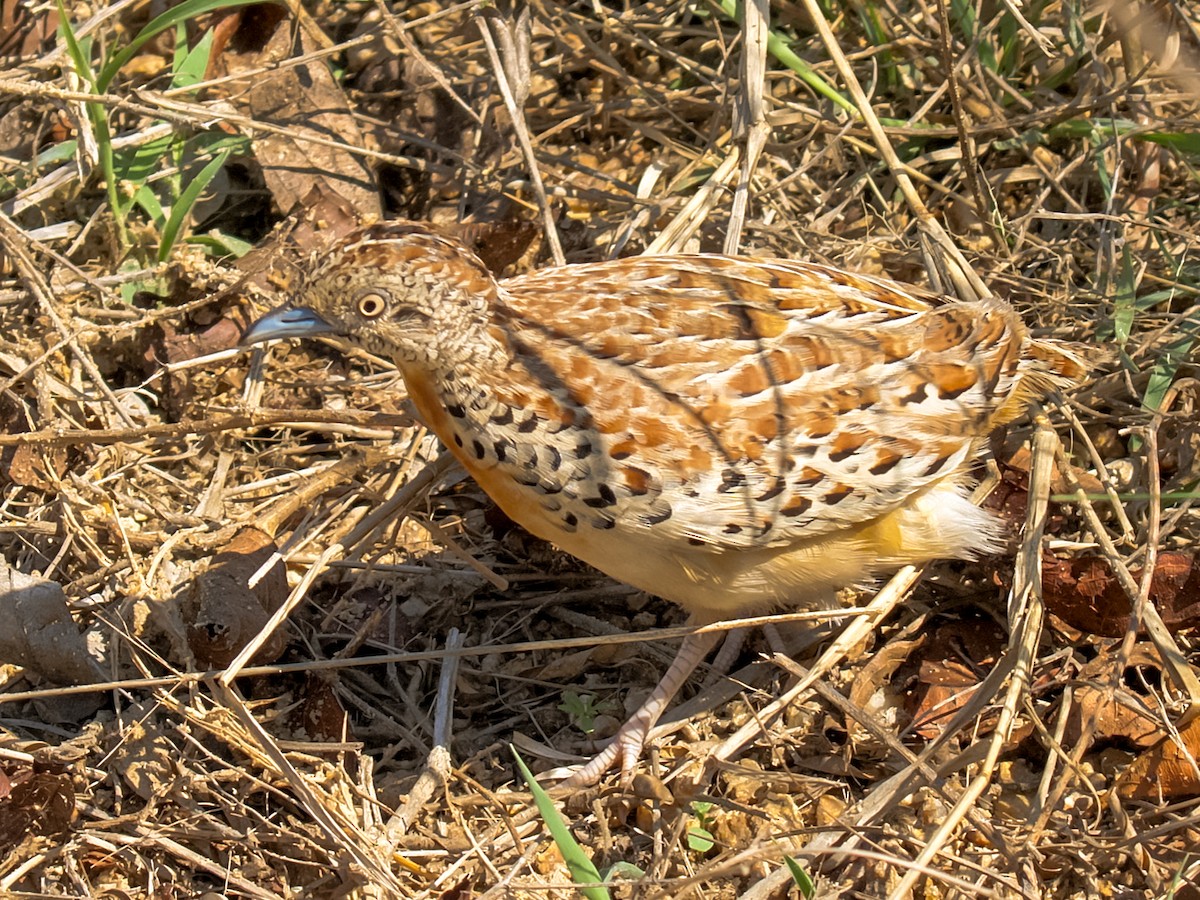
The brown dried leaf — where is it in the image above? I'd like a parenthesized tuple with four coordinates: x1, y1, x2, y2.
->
(1, 394, 66, 490)
(182, 526, 289, 668)
(219, 9, 379, 220)
(846, 635, 923, 747)
(0, 563, 99, 686)
(283, 675, 348, 742)
(447, 219, 542, 276)
(0, 1, 57, 60)
(0, 762, 75, 855)
(906, 620, 1007, 739)
(1063, 644, 1168, 751)
(1044, 552, 1200, 637)
(1114, 714, 1200, 801)
(1065, 685, 1163, 750)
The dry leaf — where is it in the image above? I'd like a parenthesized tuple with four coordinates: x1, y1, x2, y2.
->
(0, 762, 75, 856)
(181, 525, 289, 668)
(906, 620, 1007, 740)
(1114, 714, 1200, 801)
(0, 563, 99, 685)
(1044, 552, 1200, 637)
(219, 9, 379, 219)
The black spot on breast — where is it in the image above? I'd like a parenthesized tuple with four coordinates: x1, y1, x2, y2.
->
(563, 512, 578, 527)
(517, 416, 539, 433)
(471, 439, 486, 460)
(643, 506, 673, 525)
(687, 536, 705, 546)
(782, 497, 813, 516)
(724, 523, 743, 534)
(756, 481, 785, 502)
(445, 402, 466, 418)
(900, 384, 928, 405)
(718, 468, 746, 493)
(492, 406, 514, 426)
(593, 515, 616, 530)
(923, 455, 950, 476)
(575, 440, 594, 459)
(584, 483, 617, 508)
(453, 433, 464, 448)
(493, 440, 510, 462)
(824, 487, 853, 504)
(545, 446, 562, 471)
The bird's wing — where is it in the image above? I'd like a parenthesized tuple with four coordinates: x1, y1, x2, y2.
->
(491, 255, 1028, 549)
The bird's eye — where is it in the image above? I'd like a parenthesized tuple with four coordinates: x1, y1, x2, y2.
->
(356, 292, 388, 318)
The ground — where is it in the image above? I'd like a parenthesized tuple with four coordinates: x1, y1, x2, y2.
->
(0, 1, 1198, 898)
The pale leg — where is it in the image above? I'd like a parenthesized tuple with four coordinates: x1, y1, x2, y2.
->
(705, 626, 749, 681)
(566, 629, 723, 785)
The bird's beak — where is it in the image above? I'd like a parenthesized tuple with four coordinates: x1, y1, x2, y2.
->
(241, 306, 337, 346)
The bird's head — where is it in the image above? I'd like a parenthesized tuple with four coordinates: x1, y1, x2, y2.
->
(242, 222, 501, 368)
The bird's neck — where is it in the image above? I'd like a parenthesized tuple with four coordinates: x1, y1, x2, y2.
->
(398, 308, 540, 473)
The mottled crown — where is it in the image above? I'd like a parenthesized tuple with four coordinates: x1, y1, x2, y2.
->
(296, 222, 502, 365)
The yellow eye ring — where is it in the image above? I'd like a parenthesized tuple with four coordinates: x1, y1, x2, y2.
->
(357, 292, 388, 318)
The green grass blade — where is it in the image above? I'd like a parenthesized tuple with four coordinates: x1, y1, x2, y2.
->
(715, 0, 856, 116)
(97, 0, 264, 92)
(784, 856, 816, 898)
(158, 148, 230, 262)
(57, 2, 127, 245)
(55, 5, 95, 88)
(172, 27, 216, 90)
(1143, 305, 1200, 411)
(1111, 244, 1137, 348)
(511, 746, 611, 900)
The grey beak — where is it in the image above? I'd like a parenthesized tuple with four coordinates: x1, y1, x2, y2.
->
(241, 306, 337, 345)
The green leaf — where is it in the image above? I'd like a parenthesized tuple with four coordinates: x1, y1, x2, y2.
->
(558, 691, 619, 735)
(597, 861, 645, 881)
(112, 132, 177, 190)
(56, 4, 96, 90)
(132, 184, 166, 227)
(511, 747, 611, 900)
(687, 800, 715, 852)
(35, 140, 80, 169)
(1111, 244, 1137, 348)
(57, 2, 126, 243)
(172, 27, 215, 91)
(784, 856, 816, 898)
(1143, 307, 1200, 412)
(159, 149, 230, 262)
(97, 0, 266, 92)
(187, 229, 254, 259)
(687, 824, 714, 853)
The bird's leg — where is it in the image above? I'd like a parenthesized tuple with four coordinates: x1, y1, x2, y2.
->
(704, 627, 749, 683)
(565, 628, 723, 786)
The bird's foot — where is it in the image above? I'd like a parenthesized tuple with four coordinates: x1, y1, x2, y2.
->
(559, 629, 723, 786)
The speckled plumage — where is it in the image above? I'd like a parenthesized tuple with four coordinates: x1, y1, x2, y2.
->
(244, 220, 1087, 783)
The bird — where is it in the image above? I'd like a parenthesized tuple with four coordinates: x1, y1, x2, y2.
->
(241, 221, 1088, 785)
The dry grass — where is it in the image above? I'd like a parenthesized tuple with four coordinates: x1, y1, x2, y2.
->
(1, 1, 1199, 897)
